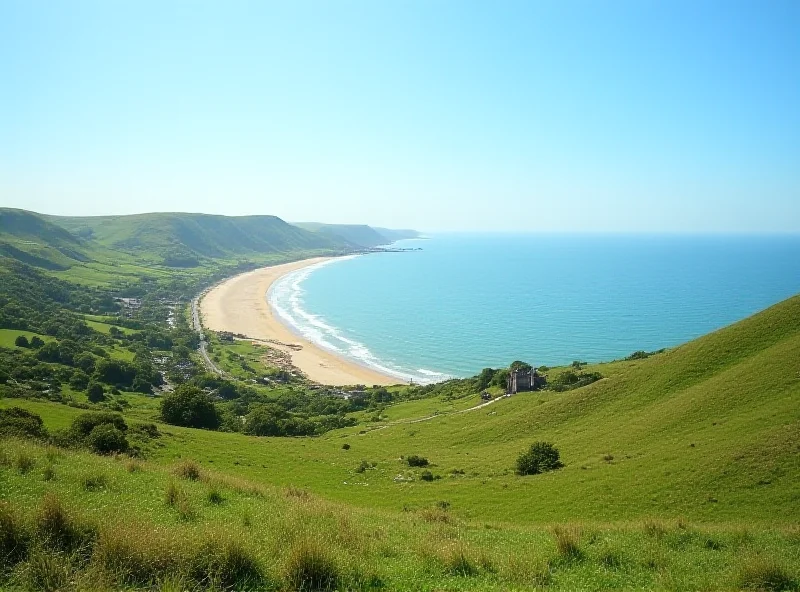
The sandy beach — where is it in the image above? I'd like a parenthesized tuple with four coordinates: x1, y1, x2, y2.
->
(199, 257, 402, 386)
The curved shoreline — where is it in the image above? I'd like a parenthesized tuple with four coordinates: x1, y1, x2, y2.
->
(199, 257, 403, 386)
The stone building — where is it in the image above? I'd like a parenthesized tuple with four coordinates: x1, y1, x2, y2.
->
(506, 368, 546, 394)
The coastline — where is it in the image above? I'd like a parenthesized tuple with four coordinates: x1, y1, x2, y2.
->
(199, 257, 404, 386)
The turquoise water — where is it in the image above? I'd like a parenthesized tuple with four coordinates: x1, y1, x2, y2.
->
(268, 234, 800, 383)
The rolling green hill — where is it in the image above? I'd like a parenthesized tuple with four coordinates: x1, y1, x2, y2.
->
(294, 222, 420, 247)
(46, 212, 351, 265)
(0, 208, 97, 270)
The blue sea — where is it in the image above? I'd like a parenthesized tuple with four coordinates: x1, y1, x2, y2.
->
(268, 234, 800, 383)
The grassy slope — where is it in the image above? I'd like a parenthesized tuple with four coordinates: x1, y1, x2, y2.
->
(293, 222, 391, 248)
(4, 438, 797, 591)
(46, 212, 348, 260)
(4, 296, 799, 528)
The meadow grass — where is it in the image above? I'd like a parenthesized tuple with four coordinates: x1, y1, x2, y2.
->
(1, 438, 798, 591)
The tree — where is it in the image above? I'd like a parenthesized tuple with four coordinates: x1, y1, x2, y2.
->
(36, 341, 61, 363)
(516, 442, 564, 475)
(29, 336, 45, 349)
(475, 368, 496, 390)
(161, 385, 220, 429)
(74, 352, 96, 374)
(14, 335, 29, 348)
(69, 369, 90, 391)
(510, 361, 532, 372)
(87, 382, 106, 403)
(243, 404, 287, 436)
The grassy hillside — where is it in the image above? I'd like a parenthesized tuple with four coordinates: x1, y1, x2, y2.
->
(3, 295, 799, 527)
(0, 209, 98, 271)
(46, 212, 350, 265)
(294, 222, 419, 248)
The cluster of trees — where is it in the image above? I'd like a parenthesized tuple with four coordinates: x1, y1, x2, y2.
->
(157, 380, 363, 437)
(0, 406, 159, 456)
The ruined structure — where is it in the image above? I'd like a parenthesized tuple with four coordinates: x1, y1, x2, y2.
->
(506, 368, 546, 394)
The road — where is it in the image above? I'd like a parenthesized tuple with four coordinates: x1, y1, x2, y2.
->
(191, 295, 227, 377)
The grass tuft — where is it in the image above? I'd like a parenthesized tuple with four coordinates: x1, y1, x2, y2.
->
(173, 459, 202, 481)
(23, 550, 71, 592)
(738, 556, 796, 591)
(552, 525, 583, 560)
(81, 472, 107, 492)
(16, 451, 35, 474)
(285, 485, 312, 501)
(165, 481, 196, 521)
(192, 535, 264, 589)
(42, 464, 55, 482)
(285, 539, 339, 591)
(439, 544, 479, 577)
(207, 486, 225, 505)
(0, 501, 29, 567)
(35, 493, 93, 551)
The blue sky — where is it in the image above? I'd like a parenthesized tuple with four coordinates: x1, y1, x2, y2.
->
(1, 1, 798, 232)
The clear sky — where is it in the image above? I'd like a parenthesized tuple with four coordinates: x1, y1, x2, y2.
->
(1, 1, 798, 232)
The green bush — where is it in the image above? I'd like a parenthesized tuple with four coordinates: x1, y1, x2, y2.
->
(87, 424, 129, 454)
(406, 455, 429, 467)
(0, 407, 48, 440)
(14, 335, 29, 348)
(160, 385, 220, 430)
(70, 412, 127, 439)
(516, 442, 564, 475)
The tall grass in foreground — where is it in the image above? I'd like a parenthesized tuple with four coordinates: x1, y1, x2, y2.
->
(1, 439, 799, 591)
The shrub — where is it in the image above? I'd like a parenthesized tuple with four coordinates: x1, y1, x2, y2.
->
(516, 442, 563, 475)
(0, 407, 48, 439)
(285, 539, 339, 591)
(14, 335, 29, 348)
(406, 455, 429, 467)
(160, 385, 220, 429)
(43, 465, 55, 481)
(30, 336, 45, 349)
(355, 460, 375, 473)
(87, 424, 129, 454)
(342, 443, 350, 450)
(70, 412, 127, 440)
(87, 382, 106, 403)
(738, 556, 796, 591)
(420, 470, 434, 482)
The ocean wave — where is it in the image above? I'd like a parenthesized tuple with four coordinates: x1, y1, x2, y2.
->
(267, 258, 444, 385)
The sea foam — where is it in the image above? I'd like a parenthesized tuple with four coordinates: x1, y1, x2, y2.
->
(268, 257, 447, 384)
